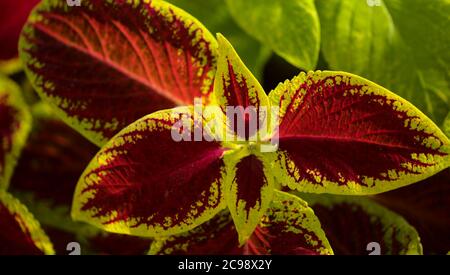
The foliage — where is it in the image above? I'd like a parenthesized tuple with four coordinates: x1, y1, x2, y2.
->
(0, 0, 448, 255)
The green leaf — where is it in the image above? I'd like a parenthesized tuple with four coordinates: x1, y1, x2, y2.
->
(317, 0, 450, 125)
(168, 0, 271, 81)
(226, 0, 320, 70)
(444, 112, 450, 138)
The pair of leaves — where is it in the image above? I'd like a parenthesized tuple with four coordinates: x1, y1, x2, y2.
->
(227, 0, 450, 125)
(19, 0, 450, 247)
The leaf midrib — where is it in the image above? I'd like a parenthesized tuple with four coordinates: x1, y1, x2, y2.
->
(279, 134, 430, 152)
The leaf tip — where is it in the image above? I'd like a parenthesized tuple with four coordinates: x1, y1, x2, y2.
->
(216, 33, 234, 54)
(237, 231, 250, 247)
(215, 32, 227, 43)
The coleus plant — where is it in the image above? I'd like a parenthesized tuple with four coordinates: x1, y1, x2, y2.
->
(18, 0, 450, 253)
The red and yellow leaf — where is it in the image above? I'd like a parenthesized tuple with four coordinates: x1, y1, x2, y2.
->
(150, 191, 332, 255)
(0, 190, 54, 255)
(71, 107, 227, 237)
(19, 0, 218, 146)
(0, 76, 31, 189)
(214, 34, 270, 141)
(302, 193, 422, 255)
(270, 71, 450, 195)
(260, 191, 332, 255)
(374, 169, 450, 254)
(223, 151, 275, 245)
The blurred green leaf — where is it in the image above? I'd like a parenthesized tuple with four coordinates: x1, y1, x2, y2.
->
(317, 0, 450, 125)
(169, 0, 271, 80)
(444, 112, 450, 137)
(225, 0, 319, 70)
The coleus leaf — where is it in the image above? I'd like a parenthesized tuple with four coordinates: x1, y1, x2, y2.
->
(269, 71, 450, 195)
(316, 0, 450, 125)
(302, 193, 422, 255)
(0, 76, 31, 189)
(149, 191, 333, 255)
(374, 169, 450, 254)
(19, 0, 218, 146)
(214, 34, 270, 141)
(72, 107, 227, 237)
(71, 31, 449, 243)
(223, 153, 275, 245)
(225, 0, 320, 70)
(0, 0, 40, 62)
(0, 190, 54, 255)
